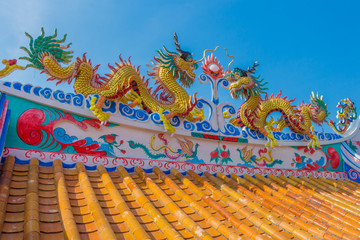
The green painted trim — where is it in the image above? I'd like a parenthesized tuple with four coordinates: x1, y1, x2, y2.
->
(191, 132, 248, 143)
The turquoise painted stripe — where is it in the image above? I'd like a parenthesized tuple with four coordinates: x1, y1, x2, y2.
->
(341, 142, 360, 173)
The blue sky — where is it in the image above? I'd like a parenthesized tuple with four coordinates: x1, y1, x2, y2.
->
(0, 0, 359, 132)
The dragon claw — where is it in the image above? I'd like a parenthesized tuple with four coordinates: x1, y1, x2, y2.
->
(158, 108, 175, 134)
(307, 136, 320, 149)
(265, 132, 278, 148)
(306, 126, 320, 149)
(90, 96, 110, 122)
(262, 126, 279, 148)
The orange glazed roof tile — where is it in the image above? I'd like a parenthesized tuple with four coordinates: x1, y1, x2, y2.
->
(1, 156, 360, 240)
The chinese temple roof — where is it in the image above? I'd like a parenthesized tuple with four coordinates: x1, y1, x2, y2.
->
(1, 156, 360, 240)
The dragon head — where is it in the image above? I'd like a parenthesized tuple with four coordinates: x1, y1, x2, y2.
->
(223, 49, 268, 100)
(153, 33, 198, 88)
(154, 33, 218, 88)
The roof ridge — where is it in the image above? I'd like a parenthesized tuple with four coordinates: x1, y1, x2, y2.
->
(153, 167, 244, 240)
(76, 162, 117, 240)
(24, 158, 39, 240)
(171, 168, 267, 240)
(53, 159, 81, 240)
(255, 174, 360, 239)
(231, 174, 331, 239)
(315, 177, 360, 204)
(204, 172, 293, 240)
(218, 172, 315, 239)
(117, 165, 184, 240)
(293, 176, 360, 216)
(192, 171, 285, 239)
(97, 165, 151, 240)
(135, 166, 213, 240)
(0, 156, 15, 236)
(279, 175, 360, 227)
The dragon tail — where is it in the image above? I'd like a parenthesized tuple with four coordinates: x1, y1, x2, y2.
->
(19, 28, 73, 69)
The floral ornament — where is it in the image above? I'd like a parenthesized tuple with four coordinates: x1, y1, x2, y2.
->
(296, 146, 316, 154)
(99, 134, 126, 154)
(210, 145, 232, 164)
(291, 152, 326, 171)
(291, 153, 307, 168)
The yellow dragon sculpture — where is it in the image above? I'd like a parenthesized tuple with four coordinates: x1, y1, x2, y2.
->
(223, 50, 330, 149)
(0, 28, 214, 133)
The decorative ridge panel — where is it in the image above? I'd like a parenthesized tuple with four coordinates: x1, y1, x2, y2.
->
(1, 81, 356, 146)
(2, 147, 346, 179)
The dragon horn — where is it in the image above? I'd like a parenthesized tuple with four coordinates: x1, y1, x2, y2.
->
(225, 48, 235, 71)
(174, 32, 182, 54)
(194, 46, 219, 63)
(247, 61, 259, 73)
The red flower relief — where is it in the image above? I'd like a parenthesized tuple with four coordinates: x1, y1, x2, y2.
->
(105, 134, 116, 144)
(294, 155, 303, 163)
(220, 151, 229, 159)
(210, 150, 219, 159)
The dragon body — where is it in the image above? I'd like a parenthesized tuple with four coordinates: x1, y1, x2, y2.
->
(224, 54, 330, 148)
(1, 28, 207, 132)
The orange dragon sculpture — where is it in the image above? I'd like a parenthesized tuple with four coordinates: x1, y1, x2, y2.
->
(0, 28, 219, 133)
(223, 50, 330, 149)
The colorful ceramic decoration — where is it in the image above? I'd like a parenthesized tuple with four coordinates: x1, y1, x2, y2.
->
(328, 98, 357, 134)
(129, 133, 199, 161)
(0, 28, 359, 181)
(224, 50, 332, 149)
(2, 27, 360, 240)
(0, 29, 221, 133)
(237, 147, 283, 167)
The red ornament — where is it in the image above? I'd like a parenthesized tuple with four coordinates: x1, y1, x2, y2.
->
(8, 59, 17, 66)
(210, 150, 218, 158)
(294, 155, 303, 163)
(327, 147, 340, 169)
(220, 151, 229, 159)
(105, 134, 116, 143)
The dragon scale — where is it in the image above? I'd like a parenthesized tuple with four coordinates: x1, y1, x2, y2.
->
(0, 29, 205, 132)
(224, 58, 330, 148)
(239, 92, 322, 134)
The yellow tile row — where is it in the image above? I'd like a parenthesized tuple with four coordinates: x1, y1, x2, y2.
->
(1, 156, 360, 240)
